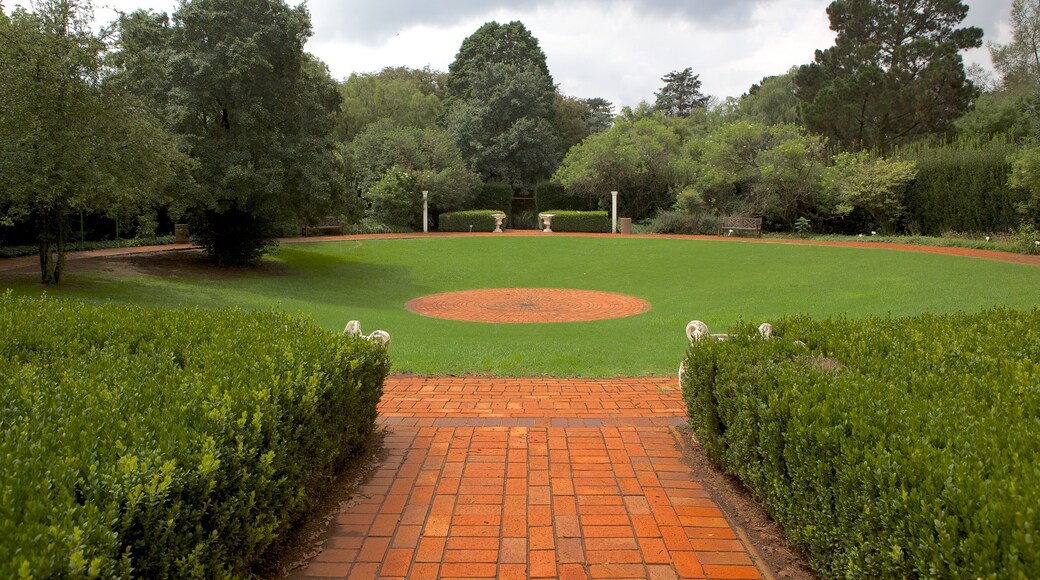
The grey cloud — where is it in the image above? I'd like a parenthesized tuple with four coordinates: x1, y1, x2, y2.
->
(963, 0, 1013, 43)
(311, 0, 778, 42)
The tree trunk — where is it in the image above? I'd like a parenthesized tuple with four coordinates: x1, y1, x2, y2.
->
(37, 211, 67, 284)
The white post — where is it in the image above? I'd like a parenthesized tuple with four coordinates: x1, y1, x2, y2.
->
(611, 191, 618, 234)
(422, 190, 429, 233)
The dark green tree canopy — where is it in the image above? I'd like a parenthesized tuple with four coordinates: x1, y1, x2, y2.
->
(0, 0, 186, 283)
(654, 68, 711, 117)
(795, 0, 982, 152)
(445, 20, 553, 103)
(116, 0, 348, 265)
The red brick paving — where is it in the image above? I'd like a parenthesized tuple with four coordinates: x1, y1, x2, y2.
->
(405, 289, 651, 324)
(290, 377, 762, 579)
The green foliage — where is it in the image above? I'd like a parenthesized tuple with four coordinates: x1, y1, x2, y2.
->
(0, 294, 389, 578)
(535, 181, 590, 212)
(954, 89, 1036, 140)
(0, 0, 187, 283)
(0, 236, 177, 259)
(365, 167, 421, 230)
(674, 122, 829, 228)
(681, 309, 1040, 578)
(446, 62, 560, 192)
(472, 181, 514, 215)
(541, 210, 610, 232)
(735, 69, 802, 126)
(117, 0, 348, 266)
(796, 0, 982, 152)
(899, 138, 1025, 234)
(825, 151, 917, 233)
(336, 71, 444, 141)
(348, 119, 480, 223)
(1009, 144, 1040, 227)
(654, 68, 710, 117)
(646, 209, 720, 235)
(445, 20, 553, 105)
(438, 210, 506, 232)
(554, 114, 687, 220)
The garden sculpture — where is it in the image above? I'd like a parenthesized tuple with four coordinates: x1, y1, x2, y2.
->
(343, 320, 391, 346)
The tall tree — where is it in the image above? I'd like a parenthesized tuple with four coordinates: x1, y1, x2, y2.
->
(445, 20, 553, 105)
(117, 0, 348, 265)
(654, 68, 710, 117)
(0, 0, 185, 283)
(446, 62, 560, 191)
(737, 69, 802, 126)
(795, 0, 982, 153)
(445, 21, 560, 192)
(584, 97, 615, 133)
(990, 0, 1040, 89)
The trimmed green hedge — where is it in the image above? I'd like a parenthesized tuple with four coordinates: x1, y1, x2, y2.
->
(543, 210, 610, 232)
(681, 309, 1040, 578)
(0, 295, 390, 578)
(438, 210, 506, 232)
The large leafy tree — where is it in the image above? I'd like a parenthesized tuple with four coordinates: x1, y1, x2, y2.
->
(737, 69, 802, 126)
(795, 0, 982, 153)
(446, 62, 559, 193)
(445, 20, 553, 104)
(116, 0, 348, 265)
(0, 0, 185, 283)
(654, 68, 711, 118)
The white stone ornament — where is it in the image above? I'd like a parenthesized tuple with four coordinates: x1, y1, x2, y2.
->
(343, 320, 391, 346)
(686, 320, 710, 341)
(758, 323, 773, 339)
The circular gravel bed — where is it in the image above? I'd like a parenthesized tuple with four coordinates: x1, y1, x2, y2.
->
(405, 288, 651, 323)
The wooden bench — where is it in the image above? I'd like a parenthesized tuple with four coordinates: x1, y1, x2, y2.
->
(302, 216, 344, 236)
(717, 216, 762, 238)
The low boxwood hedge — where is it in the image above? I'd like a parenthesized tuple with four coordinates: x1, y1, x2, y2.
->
(0, 294, 390, 578)
(681, 309, 1040, 578)
(542, 210, 610, 233)
(439, 210, 506, 232)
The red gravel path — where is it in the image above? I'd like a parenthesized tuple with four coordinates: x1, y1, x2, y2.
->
(290, 376, 764, 579)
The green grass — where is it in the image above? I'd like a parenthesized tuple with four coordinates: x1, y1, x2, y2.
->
(2, 237, 1038, 376)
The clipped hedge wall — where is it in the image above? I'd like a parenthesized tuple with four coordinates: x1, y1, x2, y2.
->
(438, 210, 506, 232)
(543, 210, 611, 232)
(0, 295, 390, 578)
(681, 309, 1040, 578)
(897, 138, 1027, 235)
(534, 181, 592, 212)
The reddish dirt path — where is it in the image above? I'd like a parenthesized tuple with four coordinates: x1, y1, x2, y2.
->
(2, 233, 1038, 274)
(290, 377, 764, 580)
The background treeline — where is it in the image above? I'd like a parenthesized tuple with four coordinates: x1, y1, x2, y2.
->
(6, 0, 1040, 285)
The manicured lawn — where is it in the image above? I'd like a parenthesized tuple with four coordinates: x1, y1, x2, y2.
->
(2, 236, 1038, 376)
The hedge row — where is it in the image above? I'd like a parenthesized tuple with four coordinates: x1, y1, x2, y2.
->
(438, 210, 506, 232)
(0, 295, 390, 578)
(681, 309, 1040, 578)
(542, 210, 611, 232)
(897, 138, 1026, 235)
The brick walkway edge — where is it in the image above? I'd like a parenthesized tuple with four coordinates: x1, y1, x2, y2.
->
(290, 377, 763, 580)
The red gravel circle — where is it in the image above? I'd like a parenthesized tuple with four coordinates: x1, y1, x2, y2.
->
(405, 288, 651, 323)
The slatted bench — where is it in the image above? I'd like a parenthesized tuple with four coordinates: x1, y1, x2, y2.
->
(302, 216, 344, 236)
(717, 216, 762, 238)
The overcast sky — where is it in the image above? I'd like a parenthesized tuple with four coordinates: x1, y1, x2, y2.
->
(79, 0, 1016, 109)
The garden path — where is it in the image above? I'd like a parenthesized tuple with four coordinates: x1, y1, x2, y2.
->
(290, 376, 764, 580)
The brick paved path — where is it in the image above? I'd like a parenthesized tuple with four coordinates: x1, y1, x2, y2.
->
(291, 377, 763, 580)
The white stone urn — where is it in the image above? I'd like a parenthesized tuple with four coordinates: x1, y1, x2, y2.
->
(491, 213, 506, 233)
(538, 213, 555, 233)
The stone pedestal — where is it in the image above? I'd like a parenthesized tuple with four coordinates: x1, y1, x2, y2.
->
(620, 218, 632, 234)
(174, 224, 189, 244)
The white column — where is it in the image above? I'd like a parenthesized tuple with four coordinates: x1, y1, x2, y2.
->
(611, 191, 618, 234)
(422, 190, 429, 233)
